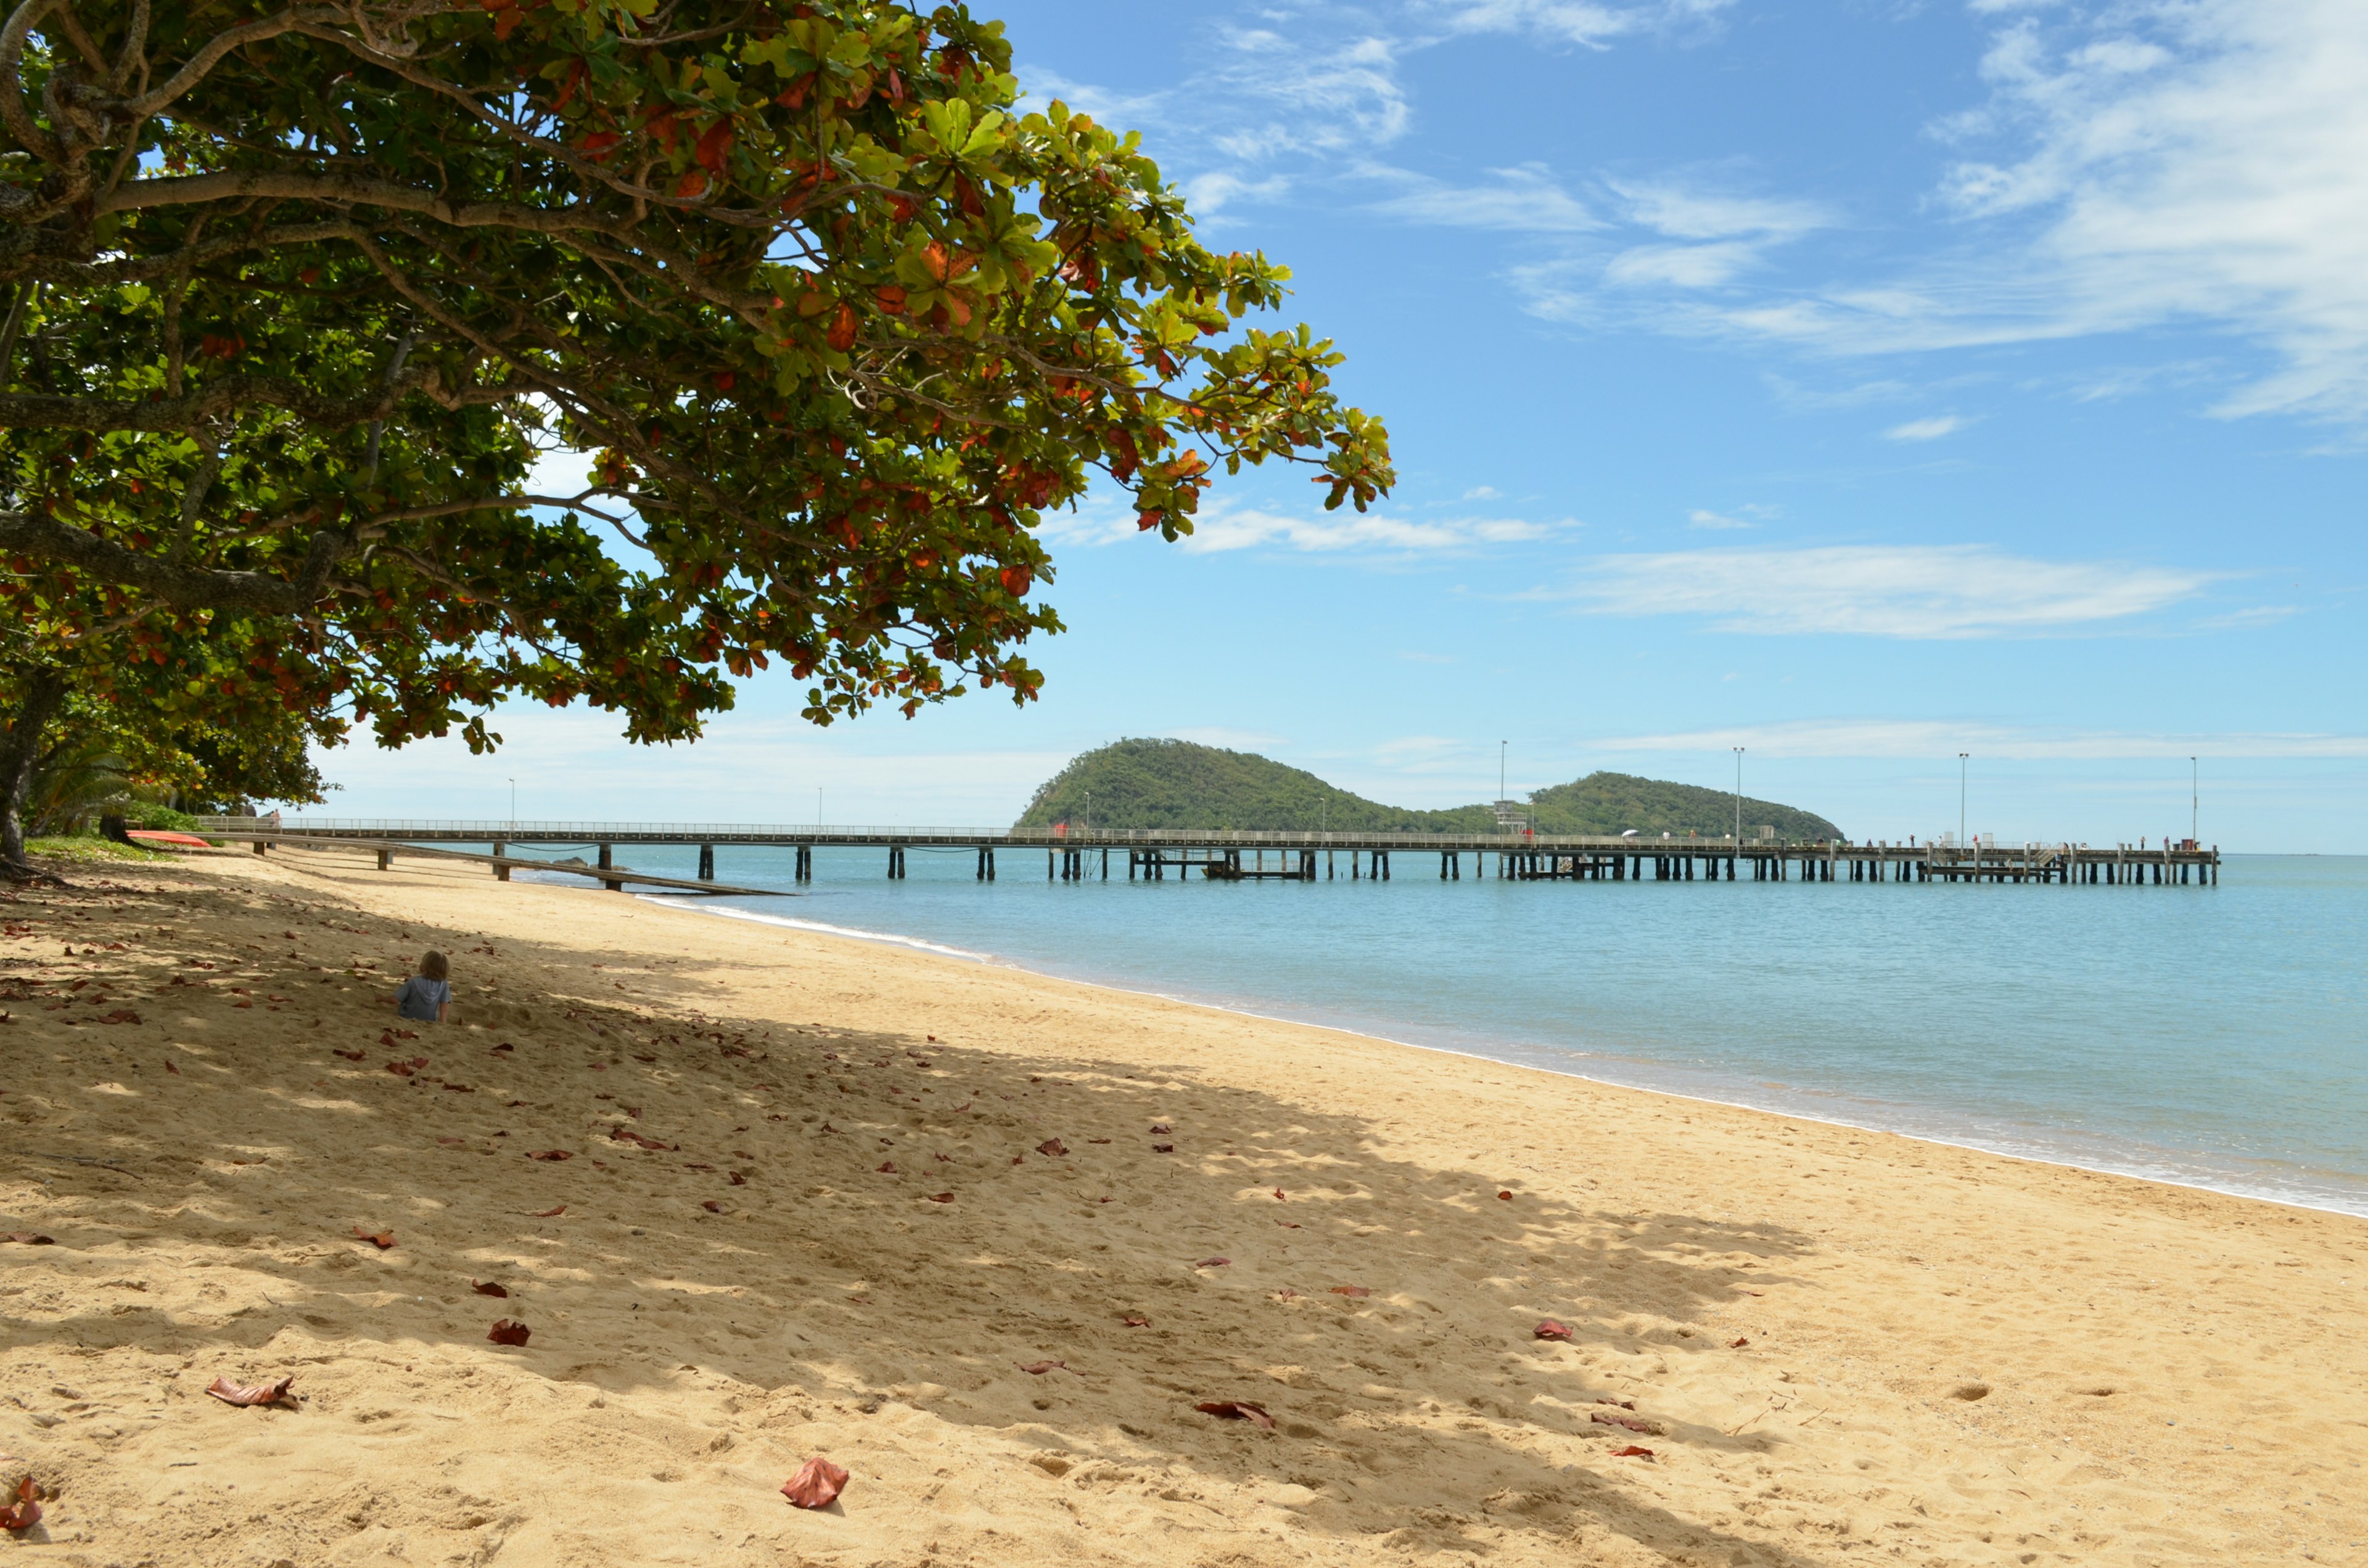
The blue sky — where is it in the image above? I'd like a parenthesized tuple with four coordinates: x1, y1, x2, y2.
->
(327, 0, 2368, 852)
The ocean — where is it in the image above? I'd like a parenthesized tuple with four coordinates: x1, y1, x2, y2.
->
(496, 842, 2367, 1217)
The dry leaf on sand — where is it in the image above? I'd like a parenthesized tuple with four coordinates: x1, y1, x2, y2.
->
(781, 1456, 849, 1509)
(0, 1476, 41, 1532)
(352, 1227, 395, 1249)
(1194, 1256, 1230, 1268)
(472, 1280, 510, 1298)
(1534, 1320, 1574, 1340)
(527, 1205, 565, 1218)
(487, 1319, 531, 1346)
(1330, 1285, 1371, 1297)
(1035, 1138, 1066, 1157)
(1015, 1360, 1067, 1375)
(1611, 1444, 1655, 1458)
(206, 1375, 297, 1408)
(1195, 1400, 1275, 1429)
(1, 1234, 54, 1246)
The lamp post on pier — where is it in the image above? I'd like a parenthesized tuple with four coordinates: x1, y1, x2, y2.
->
(1732, 747, 1743, 846)
(1959, 753, 1969, 848)
(2191, 757, 2197, 844)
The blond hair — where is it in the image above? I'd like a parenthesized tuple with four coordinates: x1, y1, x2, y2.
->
(419, 949, 450, 982)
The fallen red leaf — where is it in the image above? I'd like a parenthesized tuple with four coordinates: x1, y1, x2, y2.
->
(1010, 1155, 1024, 1165)
(528, 1205, 565, 1218)
(1276, 1219, 1301, 1228)
(1150, 1123, 1171, 1133)
(1611, 1444, 1654, 1458)
(1330, 1285, 1371, 1297)
(1592, 1411, 1655, 1434)
(1498, 1189, 1513, 1201)
(386, 1060, 415, 1077)
(99, 1008, 141, 1024)
(1730, 1336, 1750, 1348)
(781, 1456, 849, 1509)
(876, 1160, 898, 1173)
(1, 1475, 42, 1532)
(702, 1200, 723, 1213)
(927, 1192, 954, 1203)
(472, 1279, 509, 1297)
(1088, 1137, 1111, 1144)
(1036, 1138, 1067, 1157)
(1015, 1360, 1066, 1374)
(487, 1318, 531, 1347)
(1122, 1314, 1149, 1327)
(205, 1374, 296, 1408)
(1595, 1397, 1637, 1410)
(333, 1049, 364, 1061)
(1195, 1256, 1230, 1268)
(166, 1059, 180, 1075)
(1534, 1320, 1574, 1340)
(1272, 1188, 1285, 1201)
(1195, 1400, 1275, 1429)
(527, 1150, 572, 1162)
(379, 1030, 395, 1046)
(2, 1234, 54, 1246)
(352, 1227, 395, 1249)
(1151, 1143, 1174, 1153)
(495, 1043, 516, 1053)
(395, 1029, 419, 1041)
(729, 1171, 747, 1186)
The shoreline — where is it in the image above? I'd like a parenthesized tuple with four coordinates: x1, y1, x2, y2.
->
(654, 891, 2368, 1223)
(7, 850, 2364, 1566)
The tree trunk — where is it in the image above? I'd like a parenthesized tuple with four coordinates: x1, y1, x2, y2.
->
(0, 665, 69, 874)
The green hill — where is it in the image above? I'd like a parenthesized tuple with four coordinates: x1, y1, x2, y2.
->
(1012, 739, 1842, 840)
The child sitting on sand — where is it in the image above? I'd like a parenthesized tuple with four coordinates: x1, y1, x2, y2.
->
(391, 950, 452, 1024)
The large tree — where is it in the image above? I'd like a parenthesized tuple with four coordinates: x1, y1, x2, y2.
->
(0, 0, 1393, 871)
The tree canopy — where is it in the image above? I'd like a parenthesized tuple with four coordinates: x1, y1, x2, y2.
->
(0, 0, 1394, 867)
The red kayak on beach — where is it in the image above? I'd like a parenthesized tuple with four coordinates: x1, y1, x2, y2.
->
(126, 830, 215, 849)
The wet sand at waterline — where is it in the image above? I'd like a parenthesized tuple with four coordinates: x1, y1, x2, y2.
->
(2, 850, 2361, 1566)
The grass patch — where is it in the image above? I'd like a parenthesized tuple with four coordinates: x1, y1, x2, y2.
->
(28, 835, 186, 864)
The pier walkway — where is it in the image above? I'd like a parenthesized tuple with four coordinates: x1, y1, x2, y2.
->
(194, 819, 2221, 889)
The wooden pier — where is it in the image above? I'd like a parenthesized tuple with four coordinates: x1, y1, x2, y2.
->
(195, 819, 2220, 889)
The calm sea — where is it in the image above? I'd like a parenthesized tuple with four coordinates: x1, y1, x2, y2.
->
(495, 843, 2367, 1217)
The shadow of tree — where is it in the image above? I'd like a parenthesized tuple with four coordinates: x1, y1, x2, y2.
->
(2, 855, 1835, 1566)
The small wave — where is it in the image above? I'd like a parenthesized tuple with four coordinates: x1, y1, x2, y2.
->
(638, 896, 998, 963)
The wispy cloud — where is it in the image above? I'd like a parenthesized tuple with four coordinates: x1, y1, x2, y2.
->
(1434, 0, 1737, 47)
(1687, 508, 1755, 529)
(1885, 414, 1969, 440)
(1367, 162, 1600, 232)
(1593, 718, 2368, 760)
(1038, 497, 1560, 556)
(1556, 544, 2219, 637)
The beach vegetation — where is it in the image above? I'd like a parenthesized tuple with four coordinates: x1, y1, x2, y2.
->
(0, 1, 1392, 875)
(1014, 739, 1843, 840)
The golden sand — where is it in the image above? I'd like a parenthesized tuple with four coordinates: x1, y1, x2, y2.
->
(1, 848, 2361, 1566)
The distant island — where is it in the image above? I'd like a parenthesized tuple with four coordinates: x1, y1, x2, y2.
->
(1013, 739, 1843, 840)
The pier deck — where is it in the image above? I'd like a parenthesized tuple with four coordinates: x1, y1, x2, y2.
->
(194, 819, 2220, 888)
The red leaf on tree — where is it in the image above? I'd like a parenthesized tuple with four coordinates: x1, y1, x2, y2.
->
(1194, 1400, 1275, 1429)
(781, 1456, 849, 1509)
(826, 302, 858, 352)
(1611, 1445, 1655, 1458)
(487, 1319, 531, 1347)
(694, 118, 734, 173)
(528, 1205, 565, 1218)
(528, 1150, 572, 1162)
(1, 1475, 43, 1531)
(352, 1227, 395, 1249)
(1534, 1320, 1574, 1341)
(998, 565, 1032, 597)
(1015, 1360, 1066, 1375)
(472, 1279, 509, 1297)
(205, 1374, 296, 1408)
(1330, 1285, 1370, 1297)
(1035, 1138, 1066, 1157)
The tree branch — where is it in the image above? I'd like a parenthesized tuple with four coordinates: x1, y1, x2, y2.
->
(0, 369, 426, 432)
(0, 507, 345, 613)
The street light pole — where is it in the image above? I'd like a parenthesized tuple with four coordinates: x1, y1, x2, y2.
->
(508, 778, 515, 832)
(1959, 753, 1969, 847)
(1732, 747, 1743, 844)
(1499, 740, 1507, 805)
(2191, 756, 2197, 844)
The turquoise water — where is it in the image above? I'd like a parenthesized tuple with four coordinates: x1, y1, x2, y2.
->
(497, 844, 2367, 1216)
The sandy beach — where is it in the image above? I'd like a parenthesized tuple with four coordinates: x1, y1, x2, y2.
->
(2, 846, 2362, 1567)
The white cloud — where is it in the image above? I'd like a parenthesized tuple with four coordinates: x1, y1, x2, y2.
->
(1592, 718, 2368, 761)
(1687, 508, 1755, 530)
(1885, 414, 1969, 440)
(1556, 544, 2219, 637)
(1183, 504, 1556, 555)
(1463, 485, 1502, 499)
(1038, 496, 1558, 556)
(1436, 0, 1735, 47)
(1368, 163, 1600, 232)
